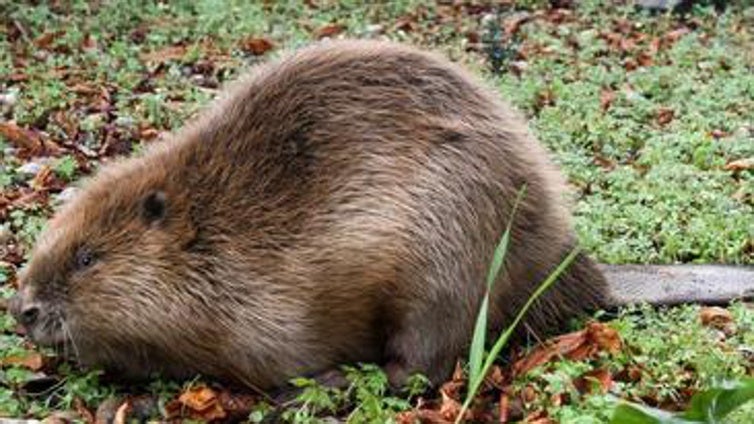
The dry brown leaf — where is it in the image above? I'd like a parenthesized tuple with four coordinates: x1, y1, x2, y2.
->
(503, 13, 533, 36)
(725, 158, 754, 172)
(396, 409, 453, 424)
(521, 384, 537, 404)
(34, 31, 64, 49)
(438, 388, 474, 423)
(485, 364, 506, 389)
(73, 397, 95, 424)
(82, 33, 98, 50)
(513, 322, 621, 377)
(140, 45, 188, 63)
(316, 23, 344, 39)
(594, 154, 616, 171)
(574, 368, 613, 394)
(0, 122, 62, 156)
(30, 165, 53, 191)
(139, 127, 160, 141)
(637, 51, 653, 67)
(528, 418, 556, 424)
(524, 409, 553, 424)
(664, 27, 690, 44)
(700, 306, 734, 327)
(512, 331, 586, 376)
(216, 391, 256, 421)
(588, 321, 622, 354)
(167, 386, 226, 421)
(657, 107, 675, 126)
(600, 88, 616, 112)
(2, 351, 45, 371)
(240, 37, 274, 56)
(499, 393, 510, 423)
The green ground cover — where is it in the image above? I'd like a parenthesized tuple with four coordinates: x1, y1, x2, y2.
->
(1, 1, 752, 422)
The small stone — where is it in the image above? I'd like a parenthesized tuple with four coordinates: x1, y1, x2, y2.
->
(363, 24, 384, 37)
(0, 225, 12, 245)
(95, 396, 123, 424)
(17, 161, 44, 177)
(0, 90, 18, 106)
(635, 0, 684, 10)
(54, 187, 80, 204)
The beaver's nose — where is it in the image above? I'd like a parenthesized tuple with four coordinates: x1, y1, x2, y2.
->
(19, 305, 40, 327)
(8, 293, 40, 328)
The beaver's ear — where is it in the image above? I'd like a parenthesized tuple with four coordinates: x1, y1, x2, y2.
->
(141, 190, 167, 225)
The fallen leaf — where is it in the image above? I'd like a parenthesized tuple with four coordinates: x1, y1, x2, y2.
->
(140, 45, 188, 63)
(2, 351, 45, 371)
(637, 51, 653, 67)
(485, 365, 506, 389)
(240, 37, 274, 56)
(574, 368, 613, 394)
(725, 158, 754, 172)
(513, 322, 622, 377)
(30, 165, 54, 191)
(316, 23, 344, 39)
(34, 31, 64, 50)
(439, 389, 464, 422)
(594, 154, 616, 170)
(521, 384, 537, 404)
(504, 13, 533, 36)
(0, 122, 62, 156)
(656, 107, 675, 125)
(600, 88, 616, 112)
(396, 409, 453, 424)
(499, 392, 511, 423)
(82, 33, 97, 50)
(664, 27, 690, 44)
(217, 391, 256, 421)
(524, 409, 554, 424)
(73, 397, 95, 424)
(588, 321, 622, 354)
(700, 307, 734, 328)
(166, 386, 226, 421)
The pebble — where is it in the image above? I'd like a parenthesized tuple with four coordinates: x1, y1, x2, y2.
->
(54, 187, 79, 204)
(17, 161, 44, 177)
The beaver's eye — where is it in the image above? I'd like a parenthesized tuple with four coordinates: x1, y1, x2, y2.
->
(74, 248, 95, 270)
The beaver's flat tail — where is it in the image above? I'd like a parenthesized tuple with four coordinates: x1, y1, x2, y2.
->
(601, 264, 754, 307)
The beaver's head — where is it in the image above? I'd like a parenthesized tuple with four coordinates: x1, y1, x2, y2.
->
(8, 157, 218, 379)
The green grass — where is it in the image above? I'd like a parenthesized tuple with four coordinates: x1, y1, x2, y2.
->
(1, 0, 753, 421)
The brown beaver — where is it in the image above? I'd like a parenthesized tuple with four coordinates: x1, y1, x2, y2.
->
(8, 40, 620, 390)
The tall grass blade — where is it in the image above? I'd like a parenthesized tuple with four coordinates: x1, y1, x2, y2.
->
(455, 247, 581, 424)
(468, 187, 527, 385)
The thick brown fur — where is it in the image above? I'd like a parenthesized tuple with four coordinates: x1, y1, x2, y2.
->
(11, 40, 608, 390)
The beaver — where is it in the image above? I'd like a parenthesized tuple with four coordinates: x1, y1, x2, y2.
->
(12, 40, 751, 391)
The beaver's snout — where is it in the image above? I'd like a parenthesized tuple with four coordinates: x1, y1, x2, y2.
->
(9, 290, 41, 329)
(9, 289, 62, 346)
